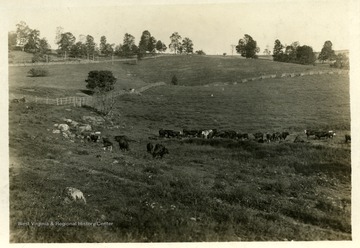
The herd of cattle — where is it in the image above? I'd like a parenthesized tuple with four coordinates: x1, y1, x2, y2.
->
(83, 128, 350, 160)
(159, 128, 344, 142)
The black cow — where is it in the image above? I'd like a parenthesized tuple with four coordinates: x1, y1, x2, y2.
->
(314, 131, 330, 139)
(253, 132, 264, 140)
(159, 129, 181, 138)
(183, 129, 201, 138)
(265, 133, 272, 142)
(304, 130, 316, 139)
(237, 133, 249, 140)
(147, 142, 154, 153)
(345, 134, 351, 143)
(115, 136, 129, 151)
(152, 144, 169, 158)
(272, 132, 281, 141)
(281, 132, 290, 140)
(102, 138, 113, 151)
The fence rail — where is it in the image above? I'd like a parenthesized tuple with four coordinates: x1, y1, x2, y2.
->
(10, 82, 167, 107)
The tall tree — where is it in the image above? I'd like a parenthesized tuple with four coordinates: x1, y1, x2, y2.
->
(236, 34, 260, 58)
(284, 42, 300, 62)
(169, 32, 182, 54)
(57, 32, 76, 57)
(99, 36, 107, 55)
(156, 40, 163, 52)
(24, 29, 40, 52)
(38, 38, 50, 54)
(16, 21, 31, 51)
(70, 41, 87, 58)
(318, 40, 336, 62)
(148, 36, 157, 53)
(85, 35, 96, 59)
(122, 33, 137, 57)
(272, 39, 284, 61)
(139, 30, 151, 55)
(182, 37, 194, 54)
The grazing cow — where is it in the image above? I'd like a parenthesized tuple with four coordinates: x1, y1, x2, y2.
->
(272, 132, 281, 141)
(147, 142, 154, 153)
(201, 129, 214, 139)
(152, 144, 169, 158)
(237, 133, 249, 140)
(281, 132, 290, 140)
(159, 129, 181, 138)
(63, 187, 86, 204)
(265, 133, 272, 142)
(90, 132, 101, 142)
(314, 131, 330, 139)
(115, 136, 129, 151)
(304, 130, 316, 139)
(183, 129, 201, 138)
(102, 138, 113, 151)
(253, 132, 264, 140)
(224, 130, 237, 139)
(345, 134, 351, 143)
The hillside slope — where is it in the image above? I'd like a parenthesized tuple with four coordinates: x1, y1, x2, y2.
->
(121, 55, 336, 86)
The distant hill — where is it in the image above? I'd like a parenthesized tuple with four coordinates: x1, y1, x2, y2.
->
(121, 55, 334, 86)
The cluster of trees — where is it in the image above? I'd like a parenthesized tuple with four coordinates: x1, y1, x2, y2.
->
(168, 32, 194, 54)
(8, 21, 51, 56)
(9, 21, 199, 60)
(272, 40, 316, 65)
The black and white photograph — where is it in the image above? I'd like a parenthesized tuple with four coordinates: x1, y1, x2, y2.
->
(1, 0, 359, 245)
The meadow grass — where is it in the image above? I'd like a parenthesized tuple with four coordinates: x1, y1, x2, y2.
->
(9, 72, 351, 242)
(8, 55, 350, 242)
(122, 55, 335, 86)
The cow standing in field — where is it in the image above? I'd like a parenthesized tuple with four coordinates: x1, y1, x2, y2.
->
(152, 144, 169, 159)
(102, 138, 113, 152)
(115, 135, 129, 151)
(304, 130, 316, 139)
(272, 132, 281, 141)
(281, 132, 290, 140)
(201, 129, 214, 139)
(183, 129, 202, 138)
(345, 134, 351, 143)
(147, 142, 154, 153)
(237, 133, 249, 140)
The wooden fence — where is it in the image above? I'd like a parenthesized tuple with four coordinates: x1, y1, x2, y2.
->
(10, 82, 167, 107)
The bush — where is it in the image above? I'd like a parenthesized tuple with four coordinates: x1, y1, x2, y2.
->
(171, 75, 178, 85)
(27, 68, 49, 77)
(85, 70, 117, 93)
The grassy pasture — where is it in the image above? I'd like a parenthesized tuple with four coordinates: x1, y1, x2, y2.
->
(122, 55, 335, 86)
(9, 67, 351, 242)
(116, 74, 350, 133)
(9, 62, 147, 98)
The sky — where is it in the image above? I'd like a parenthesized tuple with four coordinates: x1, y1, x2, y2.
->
(1, 0, 353, 55)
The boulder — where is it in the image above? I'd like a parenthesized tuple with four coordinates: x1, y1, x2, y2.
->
(58, 124, 69, 132)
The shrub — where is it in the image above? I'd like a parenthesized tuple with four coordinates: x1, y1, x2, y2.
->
(27, 68, 49, 77)
(171, 75, 178, 85)
(85, 70, 117, 93)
